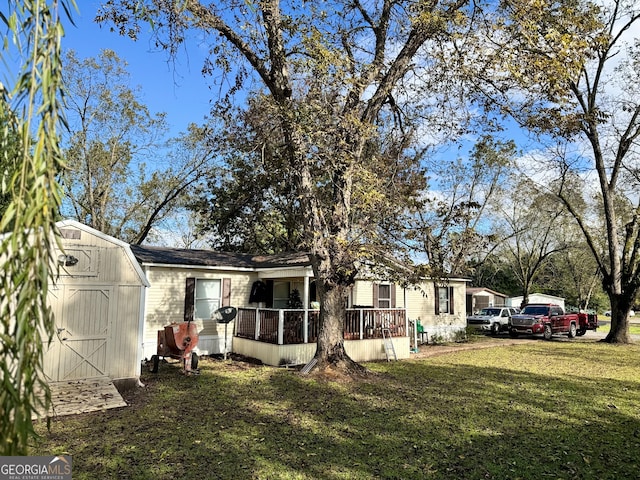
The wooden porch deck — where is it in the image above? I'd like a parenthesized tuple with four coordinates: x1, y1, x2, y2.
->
(235, 307, 407, 345)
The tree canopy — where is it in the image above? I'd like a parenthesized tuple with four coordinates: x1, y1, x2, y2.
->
(412, 135, 515, 277)
(96, 0, 632, 358)
(190, 98, 305, 254)
(466, 0, 640, 341)
(60, 49, 215, 244)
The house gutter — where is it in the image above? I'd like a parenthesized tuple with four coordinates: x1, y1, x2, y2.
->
(135, 266, 149, 386)
(136, 262, 256, 272)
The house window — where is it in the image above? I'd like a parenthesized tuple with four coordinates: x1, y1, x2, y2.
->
(373, 283, 396, 308)
(195, 279, 221, 319)
(436, 286, 454, 315)
(272, 281, 290, 309)
(378, 284, 391, 308)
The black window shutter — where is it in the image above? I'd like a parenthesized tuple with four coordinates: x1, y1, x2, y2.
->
(222, 278, 231, 306)
(449, 286, 454, 315)
(390, 283, 396, 308)
(184, 277, 195, 322)
(434, 284, 440, 314)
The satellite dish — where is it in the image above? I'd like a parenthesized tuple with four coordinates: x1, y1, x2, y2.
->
(214, 306, 237, 324)
(213, 306, 237, 360)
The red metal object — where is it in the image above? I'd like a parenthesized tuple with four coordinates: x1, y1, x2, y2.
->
(150, 321, 199, 374)
(173, 322, 199, 355)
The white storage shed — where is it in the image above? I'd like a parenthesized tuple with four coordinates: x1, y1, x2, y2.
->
(43, 220, 149, 387)
(507, 293, 565, 310)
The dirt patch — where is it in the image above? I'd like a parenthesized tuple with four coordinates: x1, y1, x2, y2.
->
(207, 352, 265, 367)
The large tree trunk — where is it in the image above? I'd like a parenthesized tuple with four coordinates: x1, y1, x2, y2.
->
(289, 105, 369, 376)
(308, 249, 367, 378)
(604, 293, 634, 344)
(520, 281, 530, 309)
(314, 281, 366, 375)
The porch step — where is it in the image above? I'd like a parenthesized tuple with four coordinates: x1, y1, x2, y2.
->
(35, 376, 127, 418)
(300, 357, 318, 375)
(382, 328, 397, 361)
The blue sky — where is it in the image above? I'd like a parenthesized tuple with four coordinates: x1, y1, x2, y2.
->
(62, 1, 213, 137)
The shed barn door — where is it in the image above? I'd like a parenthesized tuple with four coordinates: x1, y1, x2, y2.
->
(45, 286, 112, 381)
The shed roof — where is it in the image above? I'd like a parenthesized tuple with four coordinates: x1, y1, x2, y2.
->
(130, 244, 312, 270)
(509, 292, 565, 302)
(56, 220, 150, 287)
(466, 287, 508, 298)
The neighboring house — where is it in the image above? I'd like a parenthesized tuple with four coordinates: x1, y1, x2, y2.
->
(507, 293, 566, 310)
(45, 220, 149, 389)
(466, 287, 508, 315)
(131, 244, 469, 366)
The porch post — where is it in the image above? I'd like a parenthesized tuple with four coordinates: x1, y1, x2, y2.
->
(278, 310, 284, 345)
(303, 311, 309, 343)
(404, 308, 409, 337)
(303, 276, 310, 309)
(359, 309, 364, 340)
(404, 287, 409, 336)
(303, 276, 309, 343)
(254, 308, 260, 341)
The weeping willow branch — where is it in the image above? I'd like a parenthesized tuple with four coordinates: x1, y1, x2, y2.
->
(0, 0, 75, 455)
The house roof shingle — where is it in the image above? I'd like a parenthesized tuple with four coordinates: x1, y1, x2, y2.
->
(130, 244, 311, 270)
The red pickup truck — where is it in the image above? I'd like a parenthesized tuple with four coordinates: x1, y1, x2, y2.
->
(509, 303, 598, 339)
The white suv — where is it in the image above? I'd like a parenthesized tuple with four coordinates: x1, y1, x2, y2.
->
(467, 307, 519, 335)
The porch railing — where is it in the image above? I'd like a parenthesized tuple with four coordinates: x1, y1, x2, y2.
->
(235, 307, 406, 345)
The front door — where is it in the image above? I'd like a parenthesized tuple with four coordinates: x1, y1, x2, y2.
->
(44, 286, 112, 381)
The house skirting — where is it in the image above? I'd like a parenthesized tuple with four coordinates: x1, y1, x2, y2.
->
(195, 334, 234, 356)
(232, 336, 410, 366)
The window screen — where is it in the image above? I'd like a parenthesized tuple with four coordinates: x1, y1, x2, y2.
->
(195, 279, 221, 319)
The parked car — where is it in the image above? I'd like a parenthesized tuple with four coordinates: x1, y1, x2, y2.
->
(509, 303, 598, 339)
(467, 307, 519, 335)
(604, 310, 634, 317)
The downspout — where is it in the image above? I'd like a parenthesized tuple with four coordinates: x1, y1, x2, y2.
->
(135, 265, 150, 387)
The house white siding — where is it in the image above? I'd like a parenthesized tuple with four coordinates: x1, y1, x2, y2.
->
(233, 336, 410, 366)
(140, 266, 259, 359)
(352, 278, 468, 342)
(352, 280, 376, 306)
(351, 280, 404, 308)
(404, 281, 467, 342)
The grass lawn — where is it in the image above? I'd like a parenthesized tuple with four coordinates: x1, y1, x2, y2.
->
(32, 340, 640, 479)
(597, 322, 640, 335)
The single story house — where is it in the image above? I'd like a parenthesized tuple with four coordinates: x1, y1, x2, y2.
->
(466, 287, 508, 315)
(507, 293, 566, 310)
(130, 245, 469, 366)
